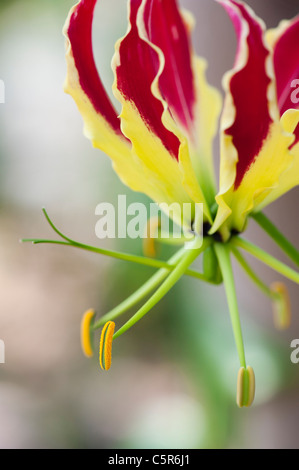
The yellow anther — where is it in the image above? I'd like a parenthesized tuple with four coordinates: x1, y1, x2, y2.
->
(99, 321, 115, 370)
(80, 309, 96, 358)
(143, 217, 160, 258)
(236, 366, 255, 408)
(271, 282, 291, 330)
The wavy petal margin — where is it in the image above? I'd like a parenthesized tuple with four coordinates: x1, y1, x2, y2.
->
(112, 0, 212, 224)
(141, 0, 196, 137)
(269, 16, 299, 120)
(142, 1, 222, 205)
(257, 16, 299, 210)
(64, 0, 207, 228)
(63, 0, 150, 194)
(211, 0, 294, 236)
(64, 0, 127, 151)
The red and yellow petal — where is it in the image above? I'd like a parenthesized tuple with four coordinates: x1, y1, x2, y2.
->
(63, 0, 150, 194)
(140, 1, 222, 204)
(139, 0, 222, 151)
(140, 0, 197, 138)
(269, 15, 299, 120)
(211, 0, 294, 236)
(64, 0, 127, 155)
(112, 0, 212, 226)
(256, 16, 299, 210)
(64, 0, 207, 228)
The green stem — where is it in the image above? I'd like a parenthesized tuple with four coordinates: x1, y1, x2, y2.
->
(214, 243, 246, 369)
(92, 248, 185, 330)
(42, 208, 74, 243)
(232, 237, 299, 285)
(252, 212, 299, 268)
(231, 247, 274, 299)
(113, 239, 209, 340)
(23, 238, 176, 269)
(22, 237, 214, 282)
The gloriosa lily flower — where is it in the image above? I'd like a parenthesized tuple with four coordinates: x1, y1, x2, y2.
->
(25, 0, 299, 407)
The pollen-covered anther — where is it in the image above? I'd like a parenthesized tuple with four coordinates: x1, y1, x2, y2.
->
(80, 308, 96, 358)
(143, 217, 161, 258)
(99, 321, 115, 371)
(271, 282, 291, 330)
(236, 366, 255, 408)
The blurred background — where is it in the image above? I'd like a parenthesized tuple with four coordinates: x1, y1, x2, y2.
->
(0, 0, 299, 449)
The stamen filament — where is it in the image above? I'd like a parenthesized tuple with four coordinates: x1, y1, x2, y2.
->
(231, 247, 274, 299)
(214, 243, 246, 369)
(232, 237, 299, 285)
(232, 247, 291, 330)
(113, 238, 209, 340)
(92, 248, 186, 330)
(252, 212, 299, 267)
(143, 217, 161, 258)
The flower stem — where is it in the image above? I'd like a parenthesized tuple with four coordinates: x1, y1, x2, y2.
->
(22, 237, 215, 282)
(23, 238, 178, 269)
(252, 212, 299, 267)
(113, 239, 209, 340)
(232, 237, 299, 284)
(214, 243, 246, 369)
